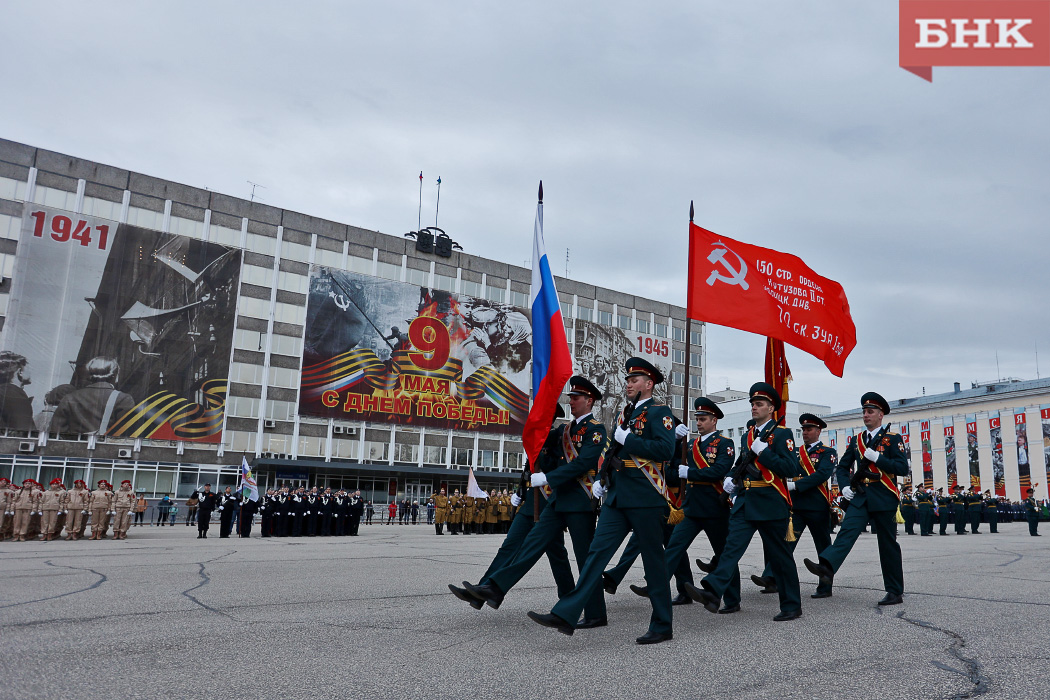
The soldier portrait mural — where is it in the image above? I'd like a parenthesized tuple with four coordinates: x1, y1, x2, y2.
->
(1, 204, 239, 442)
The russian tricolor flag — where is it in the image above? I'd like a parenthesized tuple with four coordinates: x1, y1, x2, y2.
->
(523, 181, 573, 471)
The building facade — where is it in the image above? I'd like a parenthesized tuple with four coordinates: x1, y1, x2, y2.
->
(0, 138, 705, 507)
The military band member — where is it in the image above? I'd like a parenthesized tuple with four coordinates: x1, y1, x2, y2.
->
(112, 479, 136, 540)
(983, 490, 998, 533)
(683, 382, 803, 621)
(952, 485, 968, 534)
(462, 377, 608, 627)
(433, 487, 449, 535)
(805, 392, 909, 606)
(900, 485, 917, 535)
(916, 486, 934, 536)
(754, 413, 836, 599)
(936, 487, 951, 535)
(528, 358, 676, 644)
(967, 487, 983, 534)
(1025, 488, 1040, 536)
(627, 397, 740, 610)
(449, 405, 575, 609)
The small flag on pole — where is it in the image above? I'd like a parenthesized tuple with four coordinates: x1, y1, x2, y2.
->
(240, 456, 259, 502)
(467, 468, 488, 499)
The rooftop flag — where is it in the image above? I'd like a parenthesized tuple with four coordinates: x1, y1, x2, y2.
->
(522, 181, 572, 470)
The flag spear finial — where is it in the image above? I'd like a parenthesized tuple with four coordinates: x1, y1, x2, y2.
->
(689, 200, 694, 223)
(538, 180, 543, 203)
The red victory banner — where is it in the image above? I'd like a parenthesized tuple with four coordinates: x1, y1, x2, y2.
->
(921, 420, 934, 489)
(687, 223, 856, 377)
(899, 1, 1050, 81)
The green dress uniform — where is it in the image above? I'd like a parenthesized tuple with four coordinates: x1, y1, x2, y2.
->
(486, 413, 608, 620)
(984, 494, 998, 533)
(967, 491, 983, 533)
(937, 492, 952, 535)
(916, 489, 934, 535)
(1025, 495, 1041, 536)
(817, 424, 909, 597)
(761, 440, 837, 597)
(952, 489, 968, 534)
(698, 419, 802, 615)
(659, 429, 740, 606)
(900, 491, 917, 535)
(549, 397, 677, 635)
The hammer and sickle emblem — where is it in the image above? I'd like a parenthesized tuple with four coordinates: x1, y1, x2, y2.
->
(328, 290, 350, 311)
(705, 243, 748, 290)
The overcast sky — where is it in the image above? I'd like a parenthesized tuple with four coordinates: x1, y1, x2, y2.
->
(3, 1, 1048, 413)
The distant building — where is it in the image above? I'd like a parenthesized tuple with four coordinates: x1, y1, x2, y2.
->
(712, 390, 829, 448)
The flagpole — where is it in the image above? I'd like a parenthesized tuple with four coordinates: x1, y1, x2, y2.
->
(435, 177, 442, 227)
(534, 180, 543, 521)
(682, 201, 695, 428)
(417, 171, 423, 231)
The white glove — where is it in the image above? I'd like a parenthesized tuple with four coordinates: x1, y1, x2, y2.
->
(751, 438, 768, 455)
(592, 482, 607, 499)
(510, 493, 522, 507)
(678, 464, 690, 479)
(530, 472, 548, 488)
(675, 424, 689, 438)
(842, 486, 855, 500)
(722, 477, 737, 494)
(218, 506, 223, 511)
(614, 425, 629, 444)
(787, 481, 796, 492)
(864, 448, 880, 463)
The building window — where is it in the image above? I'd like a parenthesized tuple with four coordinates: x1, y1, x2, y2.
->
(270, 334, 303, 357)
(689, 375, 702, 390)
(654, 322, 668, 338)
(223, 430, 257, 453)
(264, 400, 296, 421)
(406, 268, 428, 287)
(81, 196, 122, 221)
(210, 224, 242, 248)
(281, 240, 311, 263)
(315, 248, 343, 269)
(376, 260, 401, 281)
(273, 301, 306, 326)
(451, 447, 473, 466)
(576, 305, 593, 322)
(393, 443, 418, 463)
(636, 318, 651, 335)
(227, 396, 260, 418)
(690, 330, 702, 345)
(364, 441, 390, 462)
(32, 185, 78, 211)
(560, 301, 573, 319)
(0, 213, 20, 240)
(267, 366, 299, 389)
(434, 274, 456, 292)
(170, 216, 204, 239)
(669, 371, 684, 386)
(230, 362, 265, 385)
(277, 270, 309, 294)
(486, 285, 506, 303)
(242, 264, 275, 288)
(461, 280, 482, 297)
(617, 315, 632, 330)
(0, 176, 27, 202)
(510, 290, 529, 308)
(478, 450, 496, 468)
(347, 256, 373, 275)
(298, 435, 324, 457)
(332, 438, 358, 459)
(245, 232, 278, 256)
(504, 452, 523, 470)
(423, 446, 446, 465)
(598, 310, 613, 326)
(690, 352, 702, 368)
(672, 349, 685, 364)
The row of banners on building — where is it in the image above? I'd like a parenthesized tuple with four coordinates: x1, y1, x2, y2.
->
(826, 407, 1050, 496)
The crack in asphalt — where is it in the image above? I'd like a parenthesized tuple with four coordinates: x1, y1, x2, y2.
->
(0, 560, 107, 609)
(180, 552, 235, 617)
(895, 610, 989, 699)
(992, 547, 1024, 567)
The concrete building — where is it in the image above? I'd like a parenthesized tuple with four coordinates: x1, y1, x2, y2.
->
(822, 378, 1050, 501)
(0, 138, 705, 507)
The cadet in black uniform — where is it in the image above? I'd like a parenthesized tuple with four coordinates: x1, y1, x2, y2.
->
(349, 490, 364, 535)
(983, 490, 998, 533)
(217, 487, 238, 538)
(900, 485, 917, 535)
(754, 413, 837, 599)
(805, 392, 909, 606)
(936, 488, 951, 535)
(628, 397, 740, 612)
(528, 358, 677, 644)
(462, 377, 608, 627)
(683, 382, 802, 621)
(193, 484, 217, 539)
(916, 486, 934, 536)
(1025, 488, 1041, 536)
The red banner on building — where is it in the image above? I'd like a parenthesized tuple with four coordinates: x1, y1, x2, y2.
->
(966, 414, 981, 491)
(921, 420, 934, 489)
(943, 419, 958, 490)
(686, 224, 856, 377)
(989, 412, 1006, 496)
(900, 422, 913, 486)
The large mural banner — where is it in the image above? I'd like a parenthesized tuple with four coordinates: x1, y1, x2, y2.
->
(1014, 408, 1032, 495)
(572, 319, 673, 430)
(965, 414, 981, 490)
(900, 421, 912, 485)
(299, 268, 530, 432)
(989, 411, 1006, 497)
(920, 420, 934, 489)
(1, 205, 239, 442)
(943, 418, 958, 491)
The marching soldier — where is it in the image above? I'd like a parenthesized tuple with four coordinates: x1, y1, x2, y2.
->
(753, 413, 837, 599)
(952, 485, 968, 534)
(112, 480, 136, 540)
(899, 485, 917, 535)
(805, 392, 909, 606)
(461, 377, 608, 628)
(936, 487, 951, 535)
(916, 486, 934, 536)
(625, 397, 739, 610)
(527, 358, 677, 644)
(1025, 488, 1040, 536)
(967, 487, 983, 534)
(40, 478, 67, 541)
(983, 490, 999, 533)
(683, 382, 803, 621)
(433, 487, 449, 535)
(449, 405, 576, 611)
(89, 479, 113, 540)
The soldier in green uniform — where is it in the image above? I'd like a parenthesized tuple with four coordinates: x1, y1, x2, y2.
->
(916, 486, 934, 536)
(627, 397, 741, 611)
(805, 392, 909, 606)
(753, 413, 837, 599)
(936, 488, 951, 535)
(967, 487, 983, 533)
(528, 358, 677, 644)
(983, 490, 998, 533)
(1024, 488, 1041, 536)
(951, 484, 968, 534)
(461, 377, 608, 626)
(449, 406, 577, 607)
(899, 485, 917, 535)
(682, 382, 802, 621)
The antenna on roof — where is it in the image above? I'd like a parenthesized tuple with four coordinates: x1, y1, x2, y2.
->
(248, 181, 266, 203)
